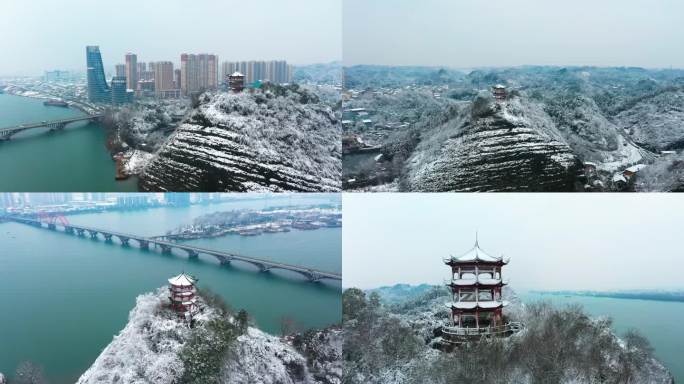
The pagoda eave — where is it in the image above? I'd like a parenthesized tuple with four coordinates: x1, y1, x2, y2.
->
(446, 260, 508, 267)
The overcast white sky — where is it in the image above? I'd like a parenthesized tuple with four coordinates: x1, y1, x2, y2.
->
(343, 194, 684, 291)
(0, 0, 341, 76)
(343, 0, 684, 68)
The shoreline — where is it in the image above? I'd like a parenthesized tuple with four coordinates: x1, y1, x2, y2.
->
(0, 90, 143, 190)
(0, 86, 101, 115)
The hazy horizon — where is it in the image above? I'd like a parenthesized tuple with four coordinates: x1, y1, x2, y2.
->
(343, 194, 684, 292)
(0, 0, 341, 76)
(343, 63, 684, 71)
(343, 0, 684, 69)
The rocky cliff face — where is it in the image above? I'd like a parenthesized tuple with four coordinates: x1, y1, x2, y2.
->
(406, 93, 580, 191)
(139, 86, 341, 192)
(76, 288, 341, 384)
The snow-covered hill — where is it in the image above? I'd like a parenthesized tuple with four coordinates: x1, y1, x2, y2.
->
(343, 66, 684, 191)
(343, 284, 674, 384)
(139, 85, 341, 192)
(406, 93, 580, 191)
(614, 88, 684, 151)
(77, 288, 341, 384)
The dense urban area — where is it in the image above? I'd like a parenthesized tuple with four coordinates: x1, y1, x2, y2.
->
(0, 47, 342, 191)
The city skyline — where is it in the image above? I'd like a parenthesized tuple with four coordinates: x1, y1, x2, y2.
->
(0, 0, 342, 76)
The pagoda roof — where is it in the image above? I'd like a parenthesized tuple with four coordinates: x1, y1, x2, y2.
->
(446, 300, 508, 310)
(168, 272, 195, 287)
(230, 71, 244, 77)
(444, 238, 509, 265)
(447, 278, 507, 287)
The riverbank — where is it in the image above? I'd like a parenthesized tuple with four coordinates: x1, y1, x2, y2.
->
(0, 83, 102, 115)
(0, 93, 138, 191)
(167, 207, 342, 240)
(523, 291, 684, 383)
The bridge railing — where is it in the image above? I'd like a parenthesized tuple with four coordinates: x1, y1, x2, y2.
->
(10, 217, 342, 280)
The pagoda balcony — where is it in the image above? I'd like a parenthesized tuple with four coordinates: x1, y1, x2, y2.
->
(446, 300, 508, 310)
(442, 321, 523, 340)
(444, 277, 507, 287)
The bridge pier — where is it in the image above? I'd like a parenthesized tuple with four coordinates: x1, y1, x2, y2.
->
(6, 217, 343, 284)
(307, 273, 322, 283)
(214, 255, 232, 265)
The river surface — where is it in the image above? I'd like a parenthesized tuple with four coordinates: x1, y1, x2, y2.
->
(0, 94, 137, 191)
(522, 292, 684, 383)
(0, 195, 341, 383)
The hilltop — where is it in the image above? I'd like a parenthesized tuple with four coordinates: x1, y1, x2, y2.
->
(342, 284, 674, 384)
(139, 84, 341, 192)
(76, 287, 342, 384)
(343, 66, 684, 192)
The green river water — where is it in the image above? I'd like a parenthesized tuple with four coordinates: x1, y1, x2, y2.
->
(0, 195, 341, 383)
(522, 292, 684, 383)
(0, 94, 137, 191)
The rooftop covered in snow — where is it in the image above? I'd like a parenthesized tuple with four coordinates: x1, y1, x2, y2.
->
(168, 272, 196, 287)
(444, 238, 509, 265)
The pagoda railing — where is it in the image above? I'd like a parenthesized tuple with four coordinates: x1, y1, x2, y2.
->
(442, 321, 523, 338)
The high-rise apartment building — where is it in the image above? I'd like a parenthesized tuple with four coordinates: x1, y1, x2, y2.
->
(165, 193, 191, 206)
(174, 69, 181, 89)
(153, 61, 179, 98)
(180, 53, 218, 95)
(220, 60, 293, 86)
(153, 62, 174, 91)
(115, 64, 126, 77)
(86, 46, 110, 103)
(136, 62, 146, 81)
(125, 53, 138, 90)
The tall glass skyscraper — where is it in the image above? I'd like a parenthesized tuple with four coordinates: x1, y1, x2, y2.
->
(110, 76, 128, 104)
(86, 46, 110, 103)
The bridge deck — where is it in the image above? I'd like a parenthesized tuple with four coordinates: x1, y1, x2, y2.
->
(13, 218, 341, 281)
(0, 114, 104, 133)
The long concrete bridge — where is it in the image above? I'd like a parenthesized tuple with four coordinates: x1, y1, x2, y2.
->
(0, 114, 104, 140)
(9, 217, 341, 283)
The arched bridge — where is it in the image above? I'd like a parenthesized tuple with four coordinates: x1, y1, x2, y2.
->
(9, 217, 341, 283)
(0, 114, 104, 140)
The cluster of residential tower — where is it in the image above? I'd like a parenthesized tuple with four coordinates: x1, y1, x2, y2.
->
(86, 46, 294, 104)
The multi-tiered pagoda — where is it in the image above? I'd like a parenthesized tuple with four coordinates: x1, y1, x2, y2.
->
(168, 272, 199, 322)
(442, 237, 519, 342)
